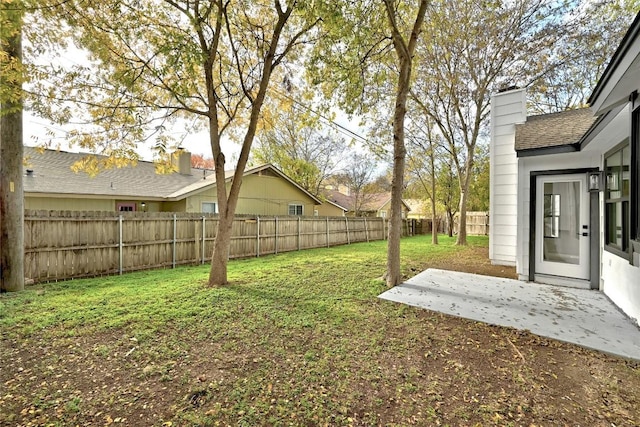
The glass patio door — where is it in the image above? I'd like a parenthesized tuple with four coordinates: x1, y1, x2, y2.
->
(534, 174, 590, 280)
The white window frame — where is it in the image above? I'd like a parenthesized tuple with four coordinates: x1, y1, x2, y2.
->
(288, 204, 304, 216)
(202, 202, 218, 214)
(117, 202, 136, 212)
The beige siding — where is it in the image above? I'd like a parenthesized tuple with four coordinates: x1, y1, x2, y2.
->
(161, 200, 187, 212)
(378, 200, 409, 218)
(185, 187, 218, 213)
(238, 174, 316, 215)
(25, 196, 114, 211)
(315, 203, 345, 217)
(184, 173, 318, 216)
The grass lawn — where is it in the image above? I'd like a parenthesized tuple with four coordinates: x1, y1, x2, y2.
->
(1, 235, 639, 426)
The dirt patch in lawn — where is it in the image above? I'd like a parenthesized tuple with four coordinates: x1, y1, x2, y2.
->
(404, 244, 518, 280)
(1, 240, 638, 426)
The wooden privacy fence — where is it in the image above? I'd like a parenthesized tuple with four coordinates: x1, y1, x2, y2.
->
(453, 211, 490, 236)
(23, 210, 402, 284)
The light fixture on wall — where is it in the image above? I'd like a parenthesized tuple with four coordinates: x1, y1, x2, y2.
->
(587, 171, 605, 192)
(141, 201, 147, 212)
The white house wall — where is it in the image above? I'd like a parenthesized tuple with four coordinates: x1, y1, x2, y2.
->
(490, 88, 526, 267)
(602, 251, 640, 324)
(589, 106, 640, 324)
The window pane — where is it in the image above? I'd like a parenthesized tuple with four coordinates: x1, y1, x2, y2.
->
(622, 145, 630, 197)
(202, 202, 217, 213)
(606, 202, 620, 247)
(542, 181, 579, 264)
(606, 149, 622, 198)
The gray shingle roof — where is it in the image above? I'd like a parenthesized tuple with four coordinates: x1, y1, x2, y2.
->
(23, 147, 216, 200)
(324, 189, 410, 212)
(22, 147, 323, 204)
(515, 108, 598, 151)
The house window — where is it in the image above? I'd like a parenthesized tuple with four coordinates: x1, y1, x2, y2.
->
(604, 141, 630, 255)
(202, 202, 218, 214)
(379, 210, 387, 218)
(117, 202, 136, 212)
(543, 192, 561, 238)
(288, 204, 303, 216)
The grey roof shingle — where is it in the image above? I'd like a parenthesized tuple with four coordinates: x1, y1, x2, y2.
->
(515, 108, 598, 151)
(22, 147, 323, 205)
(324, 189, 410, 212)
(23, 147, 216, 200)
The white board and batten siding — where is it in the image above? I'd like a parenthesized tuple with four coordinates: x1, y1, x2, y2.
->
(490, 88, 526, 267)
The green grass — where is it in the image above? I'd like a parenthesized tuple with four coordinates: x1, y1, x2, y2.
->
(2, 235, 638, 426)
(0, 235, 479, 340)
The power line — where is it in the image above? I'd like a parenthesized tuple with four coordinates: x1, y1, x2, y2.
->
(268, 88, 369, 144)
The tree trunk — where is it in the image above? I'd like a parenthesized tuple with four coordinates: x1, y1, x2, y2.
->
(455, 158, 474, 245)
(0, 4, 25, 292)
(383, 0, 427, 288)
(447, 209, 454, 237)
(429, 145, 438, 245)
(209, 210, 233, 285)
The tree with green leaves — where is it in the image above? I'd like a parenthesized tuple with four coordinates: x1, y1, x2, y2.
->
(410, 0, 574, 246)
(333, 152, 378, 216)
(27, 0, 323, 286)
(528, 0, 640, 113)
(0, 0, 25, 292)
(310, 0, 427, 287)
(406, 116, 442, 245)
(467, 145, 489, 212)
(253, 101, 348, 197)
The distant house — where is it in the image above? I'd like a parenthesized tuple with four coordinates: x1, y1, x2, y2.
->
(315, 198, 348, 217)
(405, 199, 429, 220)
(323, 189, 410, 218)
(489, 12, 640, 324)
(23, 147, 322, 215)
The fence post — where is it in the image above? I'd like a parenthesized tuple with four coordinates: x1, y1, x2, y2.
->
(118, 215, 123, 275)
(172, 213, 177, 269)
(275, 216, 279, 254)
(485, 212, 490, 236)
(326, 216, 330, 248)
(345, 217, 350, 244)
(202, 216, 206, 265)
(364, 218, 369, 242)
(256, 216, 260, 257)
(297, 216, 301, 251)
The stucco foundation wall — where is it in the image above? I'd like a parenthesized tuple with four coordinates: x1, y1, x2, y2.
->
(602, 251, 640, 325)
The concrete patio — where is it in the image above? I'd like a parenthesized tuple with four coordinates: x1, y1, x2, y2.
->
(379, 268, 640, 360)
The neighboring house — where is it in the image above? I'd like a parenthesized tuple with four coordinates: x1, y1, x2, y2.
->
(23, 147, 322, 216)
(315, 198, 348, 217)
(489, 12, 640, 324)
(405, 199, 429, 220)
(323, 189, 410, 218)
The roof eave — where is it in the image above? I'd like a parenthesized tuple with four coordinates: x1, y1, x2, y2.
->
(516, 143, 579, 158)
(588, 12, 640, 111)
